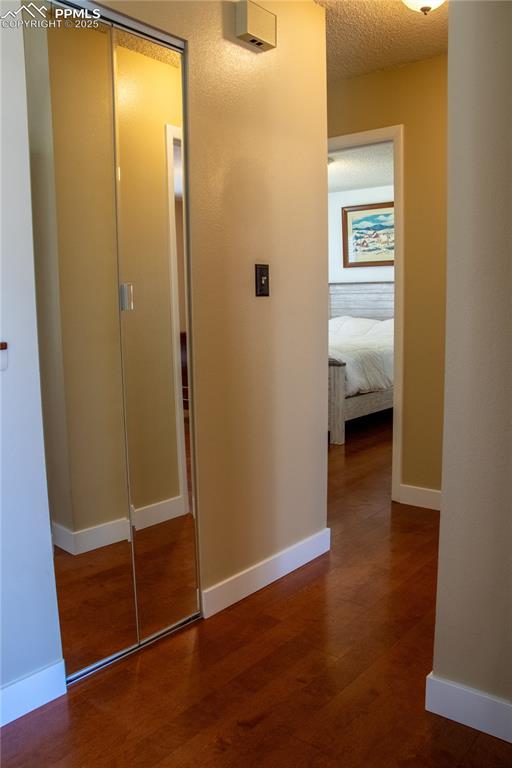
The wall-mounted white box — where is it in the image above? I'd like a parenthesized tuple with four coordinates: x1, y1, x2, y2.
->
(235, 1, 277, 51)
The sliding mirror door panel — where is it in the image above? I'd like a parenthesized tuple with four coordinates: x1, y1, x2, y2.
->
(24, 11, 139, 676)
(25, 8, 199, 678)
(113, 31, 199, 640)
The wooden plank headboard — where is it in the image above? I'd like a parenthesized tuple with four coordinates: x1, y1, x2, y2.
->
(329, 282, 394, 320)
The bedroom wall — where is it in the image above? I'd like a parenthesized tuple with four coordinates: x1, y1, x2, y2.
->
(328, 185, 394, 284)
(328, 55, 447, 492)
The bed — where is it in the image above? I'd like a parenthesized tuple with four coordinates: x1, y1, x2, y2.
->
(328, 282, 394, 445)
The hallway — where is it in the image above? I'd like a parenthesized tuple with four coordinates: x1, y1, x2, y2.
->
(2, 413, 510, 767)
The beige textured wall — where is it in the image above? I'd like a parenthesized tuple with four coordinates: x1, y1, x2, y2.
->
(106, 0, 329, 588)
(30, 27, 185, 526)
(24, 24, 73, 531)
(41, 24, 130, 531)
(328, 56, 447, 491)
(115, 42, 182, 508)
(433, 0, 512, 702)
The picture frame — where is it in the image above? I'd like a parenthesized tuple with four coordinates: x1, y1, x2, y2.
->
(342, 202, 395, 268)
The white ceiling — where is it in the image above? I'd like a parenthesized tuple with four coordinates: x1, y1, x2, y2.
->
(328, 142, 394, 193)
(318, 0, 448, 82)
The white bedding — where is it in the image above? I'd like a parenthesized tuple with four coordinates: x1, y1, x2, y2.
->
(329, 316, 394, 397)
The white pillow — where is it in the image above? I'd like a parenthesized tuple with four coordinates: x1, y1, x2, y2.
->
(329, 315, 380, 338)
(366, 318, 394, 338)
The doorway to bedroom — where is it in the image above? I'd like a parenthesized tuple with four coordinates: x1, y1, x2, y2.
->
(327, 127, 403, 503)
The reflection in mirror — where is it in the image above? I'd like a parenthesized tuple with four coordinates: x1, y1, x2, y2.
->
(24, 11, 138, 676)
(113, 31, 199, 640)
(24, 8, 199, 679)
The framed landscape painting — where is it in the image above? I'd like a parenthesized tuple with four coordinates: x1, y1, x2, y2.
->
(342, 202, 395, 268)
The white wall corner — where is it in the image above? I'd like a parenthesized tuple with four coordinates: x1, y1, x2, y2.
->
(1, 660, 67, 727)
(394, 484, 441, 511)
(201, 528, 331, 618)
(426, 672, 512, 744)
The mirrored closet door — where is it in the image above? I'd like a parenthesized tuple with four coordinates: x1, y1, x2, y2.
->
(113, 30, 199, 642)
(24, 4, 199, 679)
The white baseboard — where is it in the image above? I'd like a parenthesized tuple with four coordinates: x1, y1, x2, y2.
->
(1, 660, 66, 727)
(426, 672, 512, 743)
(52, 518, 130, 555)
(202, 528, 331, 618)
(131, 495, 186, 531)
(52, 496, 187, 555)
(394, 484, 441, 511)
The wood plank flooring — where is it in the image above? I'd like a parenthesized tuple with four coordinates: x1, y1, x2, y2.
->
(53, 540, 138, 675)
(2, 411, 511, 767)
(53, 515, 198, 676)
(133, 514, 199, 641)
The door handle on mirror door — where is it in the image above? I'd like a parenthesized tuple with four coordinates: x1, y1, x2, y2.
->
(120, 282, 134, 311)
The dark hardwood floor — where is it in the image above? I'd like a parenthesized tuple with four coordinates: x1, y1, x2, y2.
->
(2, 411, 511, 766)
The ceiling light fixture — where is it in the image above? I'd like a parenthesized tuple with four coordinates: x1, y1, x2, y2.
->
(402, 0, 446, 15)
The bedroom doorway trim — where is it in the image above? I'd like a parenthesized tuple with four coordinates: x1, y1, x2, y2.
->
(328, 125, 404, 504)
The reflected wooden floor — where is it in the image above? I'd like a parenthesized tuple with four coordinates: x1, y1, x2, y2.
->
(3, 411, 511, 766)
(54, 541, 138, 676)
(54, 514, 198, 677)
(134, 515, 199, 640)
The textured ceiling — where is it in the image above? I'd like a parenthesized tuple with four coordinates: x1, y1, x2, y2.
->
(116, 30, 181, 68)
(328, 142, 394, 193)
(318, 0, 448, 82)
